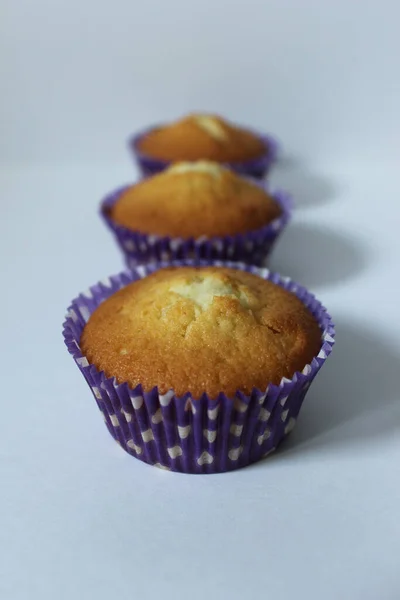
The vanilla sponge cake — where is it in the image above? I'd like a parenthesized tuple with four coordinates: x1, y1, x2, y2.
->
(110, 161, 282, 238)
(138, 113, 267, 163)
(80, 266, 321, 399)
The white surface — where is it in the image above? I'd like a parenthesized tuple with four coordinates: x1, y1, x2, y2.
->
(2, 160, 400, 600)
(1, 1, 400, 599)
(1, 0, 400, 165)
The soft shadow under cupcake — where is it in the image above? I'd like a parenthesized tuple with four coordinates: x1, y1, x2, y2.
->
(269, 156, 338, 209)
(270, 223, 369, 289)
(275, 315, 400, 456)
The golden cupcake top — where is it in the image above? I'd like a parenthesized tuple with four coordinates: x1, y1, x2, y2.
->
(137, 113, 266, 163)
(80, 266, 321, 398)
(110, 161, 281, 238)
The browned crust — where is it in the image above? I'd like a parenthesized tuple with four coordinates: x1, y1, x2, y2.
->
(110, 165, 281, 238)
(138, 114, 266, 163)
(80, 267, 322, 399)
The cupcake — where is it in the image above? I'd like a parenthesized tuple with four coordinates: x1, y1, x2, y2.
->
(63, 261, 335, 474)
(129, 113, 278, 179)
(101, 161, 291, 267)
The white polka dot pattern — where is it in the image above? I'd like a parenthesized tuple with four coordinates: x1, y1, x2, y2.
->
(207, 405, 219, 420)
(280, 410, 289, 423)
(284, 417, 296, 435)
(131, 396, 143, 410)
(76, 357, 89, 367)
(257, 429, 271, 445)
(184, 398, 197, 414)
(141, 429, 154, 442)
(228, 446, 243, 461)
(109, 414, 119, 427)
(167, 446, 183, 459)
(92, 386, 102, 400)
(127, 439, 142, 454)
(79, 306, 91, 323)
(259, 408, 271, 422)
(178, 425, 191, 439)
(151, 409, 163, 424)
(169, 239, 180, 252)
(122, 409, 132, 423)
(230, 424, 243, 437)
(197, 451, 214, 466)
(233, 398, 248, 413)
(124, 239, 135, 252)
(159, 391, 174, 407)
(154, 463, 170, 471)
(203, 429, 217, 443)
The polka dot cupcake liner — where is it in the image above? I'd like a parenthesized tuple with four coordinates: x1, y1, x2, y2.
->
(100, 184, 292, 267)
(128, 126, 279, 180)
(62, 260, 335, 474)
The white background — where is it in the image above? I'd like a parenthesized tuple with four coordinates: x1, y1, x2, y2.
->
(1, 1, 400, 599)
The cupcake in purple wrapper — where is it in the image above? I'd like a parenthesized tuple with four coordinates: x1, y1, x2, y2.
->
(129, 113, 278, 179)
(63, 260, 335, 474)
(101, 161, 291, 267)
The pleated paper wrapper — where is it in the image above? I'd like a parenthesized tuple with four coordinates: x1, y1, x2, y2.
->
(63, 260, 335, 474)
(100, 184, 291, 267)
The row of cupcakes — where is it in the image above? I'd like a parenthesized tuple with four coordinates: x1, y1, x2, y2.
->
(63, 113, 335, 475)
(103, 113, 288, 267)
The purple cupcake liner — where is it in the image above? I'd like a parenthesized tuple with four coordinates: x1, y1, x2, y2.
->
(100, 183, 292, 267)
(128, 125, 279, 180)
(63, 260, 335, 474)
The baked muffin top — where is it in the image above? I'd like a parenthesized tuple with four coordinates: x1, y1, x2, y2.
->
(81, 266, 321, 398)
(137, 113, 266, 163)
(110, 161, 282, 238)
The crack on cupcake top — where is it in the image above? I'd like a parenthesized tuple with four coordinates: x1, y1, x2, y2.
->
(169, 273, 251, 313)
(80, 267, 322, 398)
